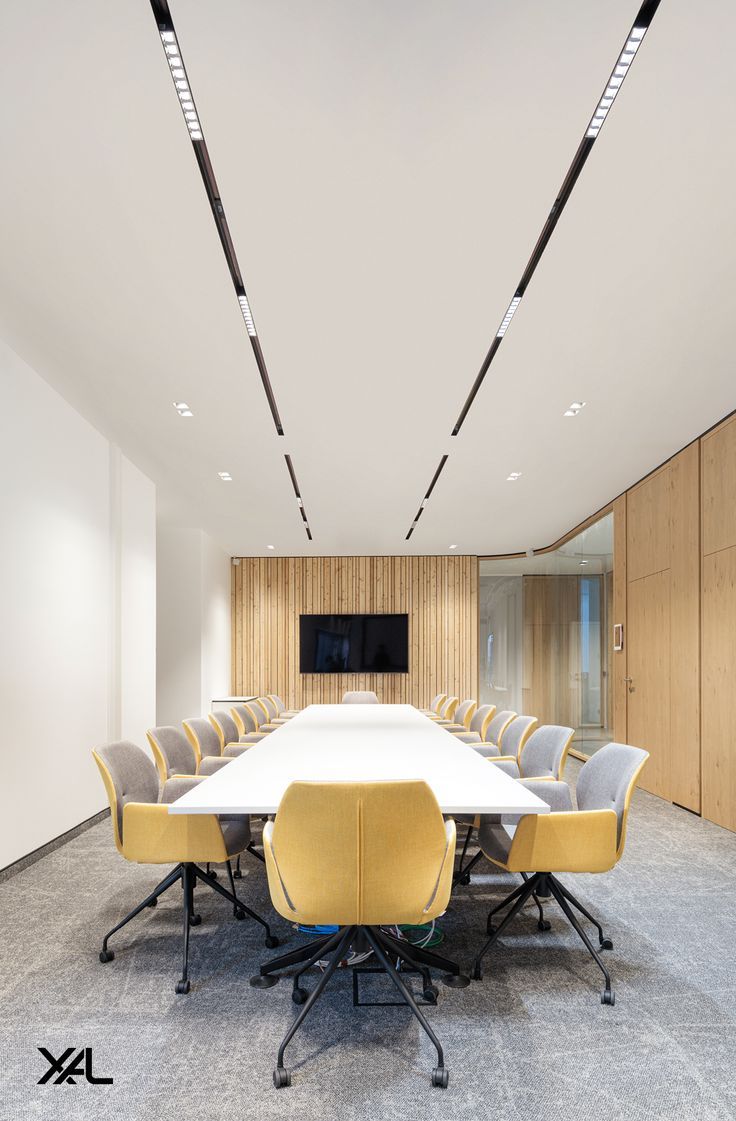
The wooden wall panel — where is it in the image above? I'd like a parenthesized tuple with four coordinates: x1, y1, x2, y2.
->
(626, 465, 671, 581)
(612, 495, 627, 744)
(231, 556, 478, 709)
(701, 414, 736, 831)
(522, 576, 581, 728)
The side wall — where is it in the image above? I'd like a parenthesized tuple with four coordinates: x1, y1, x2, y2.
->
(0, 340, 156, 869)
(231, 556, 478, 708)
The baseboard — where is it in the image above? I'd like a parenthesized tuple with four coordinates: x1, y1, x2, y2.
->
(0, 808, 111, 883)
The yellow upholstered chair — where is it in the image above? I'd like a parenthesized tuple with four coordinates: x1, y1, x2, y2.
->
(253, 697, 282, 730)
(250, 780, 469, 1089)
(92, 741, 279, 993)
(147, 725, 231, 784)
(472, 742, 649, 1005)
(231, 703, 270, 744)
(450, 703, 496, 743)
(267, 694, 300, 720)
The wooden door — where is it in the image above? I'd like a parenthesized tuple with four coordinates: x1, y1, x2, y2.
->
(626, 571, 671, 798)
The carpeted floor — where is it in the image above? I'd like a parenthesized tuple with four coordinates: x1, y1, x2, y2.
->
(2, 762, 736, 1121)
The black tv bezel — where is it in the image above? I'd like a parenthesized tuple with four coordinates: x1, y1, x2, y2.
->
(299, 612, 409, 675)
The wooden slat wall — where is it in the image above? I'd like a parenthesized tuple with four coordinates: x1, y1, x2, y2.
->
(231, 556, 478, 708)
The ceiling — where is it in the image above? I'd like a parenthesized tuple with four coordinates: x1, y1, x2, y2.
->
(1, 0, 734, 556)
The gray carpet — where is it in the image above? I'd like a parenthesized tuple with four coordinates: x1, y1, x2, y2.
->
(2, 762, 736, 1121)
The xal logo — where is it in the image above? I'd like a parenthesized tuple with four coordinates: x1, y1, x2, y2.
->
(37, 1047, 113, 1086)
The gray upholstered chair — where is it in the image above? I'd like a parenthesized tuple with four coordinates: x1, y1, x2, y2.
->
(231, 704, 271, 744)
(147, 725, 231, 784)
(209, 711, 247, 755)
(450, 704, 496, 744)
(438, 699, 477, 731)
(252, 697, 282, 731)
(486, 715, 539, 771)
(183, 716, 224, 762)
(493, 723, 573, 781)
(268, 694, 300, 719)
(428, 696, 459, 721)
(420, 693, 447, 716)
(472, 742, 649, 1006)
(92, 741, 278, 994)
(470, 709, 517, 755)
(341, 691, 379, 704)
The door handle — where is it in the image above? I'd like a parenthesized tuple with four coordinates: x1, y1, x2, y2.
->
(623, 676, 635, 693)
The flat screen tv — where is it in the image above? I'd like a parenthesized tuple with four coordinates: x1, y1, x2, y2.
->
(299, 613, 409, 674)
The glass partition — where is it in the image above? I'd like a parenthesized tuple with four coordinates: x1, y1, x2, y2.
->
(479, 512, 613, 757)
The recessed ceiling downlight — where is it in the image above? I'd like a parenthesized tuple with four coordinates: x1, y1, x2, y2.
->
(173, 401, 193, 417)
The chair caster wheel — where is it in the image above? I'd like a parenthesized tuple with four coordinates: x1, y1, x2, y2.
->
(601, 988, 615, 1006)
(146, 898, 157, 907)
(273, 1066, 291, 1088)
(472, 963, 483, 981)
(250, 973, 279, 989)
(265, 935, 280, 949)
(235, 908, 246, 921)
(175, 979, 190, 995)
(458, 873, 471, 886)
(486, 920, 497, 936)
(99, 949, 114, 963)
(292, 987, 308, 1005)
(423, 985, 439, 1005)
(538, 920, 551, 931)
(442, 972, 471, 989)
(189, 913, 202, 927)
(432, 1067, 449, 1088)
(209, 870, 218, 880)
(600, 938, 613, 951)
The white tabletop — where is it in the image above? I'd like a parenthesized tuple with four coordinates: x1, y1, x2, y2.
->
(168, 703, 550, 817)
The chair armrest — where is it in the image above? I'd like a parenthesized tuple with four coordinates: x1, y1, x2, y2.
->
(507, 809, 618, 874)
(451, 731, 481, 743)
(122, 803, 228, 864)
(518, 779, 574, 812)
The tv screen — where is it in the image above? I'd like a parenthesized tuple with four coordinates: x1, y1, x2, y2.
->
(299, 613, 409, 674)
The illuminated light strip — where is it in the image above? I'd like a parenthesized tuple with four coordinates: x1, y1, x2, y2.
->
(496, 295, 522, 339)
(586, 27, 645, 139)
(159, 30, 202, 141)
(450, 0, 661, 438)
(237, 292, 257, 337)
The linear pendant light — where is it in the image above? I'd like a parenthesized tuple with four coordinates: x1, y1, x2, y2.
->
(405, 455, 449, 540)
(149, 0, 285, 437)
(450, 0, 661, 437)
(284, 455, 313, 541)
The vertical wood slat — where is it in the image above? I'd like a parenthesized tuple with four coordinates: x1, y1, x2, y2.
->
(232, 556, 478, 708)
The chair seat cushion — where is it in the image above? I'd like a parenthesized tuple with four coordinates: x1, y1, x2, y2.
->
(453, 731, 480, 743)
(224, 743, 252, 758)
(474, 744, 501, 758)
(199, 756, 231, 775)
(220, 817, 252, 856)
(491, 758, 520, 778)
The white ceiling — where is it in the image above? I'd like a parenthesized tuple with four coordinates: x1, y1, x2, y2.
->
(1, 0, 734, 556)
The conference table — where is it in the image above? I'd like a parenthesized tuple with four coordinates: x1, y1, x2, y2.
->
(168, 703, 551, 818)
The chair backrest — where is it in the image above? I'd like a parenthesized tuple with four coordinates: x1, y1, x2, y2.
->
(440, 696, 459, 720)
(259, 696, 279, 721)
(265, 780, 452, 926)
(576, 742, 649, 857)
(209, 711, 240, 748)
(231, 704, 257, 735)
(183, 717, 222, 761)
(269, 695, 286, 714)
(92, 741, 159, 852)
(519, 724, 574, 780)
(146, 726, 197, 783)
(453, 699, 477, 729)
(429, 693, 446, 713)
(341, 691, 379, 704)
(500, 715, 538, 761)
(468, 704, 496, 739)
(487, 709, 517, 745)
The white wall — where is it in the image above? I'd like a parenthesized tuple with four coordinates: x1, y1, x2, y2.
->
(0, 338, 156, 870)
(156, 527, 231, 725)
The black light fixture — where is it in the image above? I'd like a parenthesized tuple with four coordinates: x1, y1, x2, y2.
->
(405, 455, 449, 541)
(149, 0, 285, 437)
(450, 0, 662, 437)
(284, 455, 313, 541)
